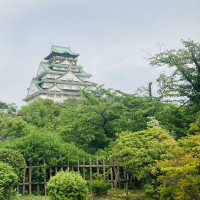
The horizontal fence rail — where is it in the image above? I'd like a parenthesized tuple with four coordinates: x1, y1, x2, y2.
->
(17, 157, 132, 196)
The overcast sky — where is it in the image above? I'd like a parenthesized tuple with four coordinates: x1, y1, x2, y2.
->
(0, 0, 200, 107)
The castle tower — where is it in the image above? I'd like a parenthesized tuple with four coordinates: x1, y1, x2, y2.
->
(24, 44, 96, 104)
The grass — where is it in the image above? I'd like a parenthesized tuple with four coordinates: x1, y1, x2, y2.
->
(88, 189, 146, 200)
(19, 189, 145, 200)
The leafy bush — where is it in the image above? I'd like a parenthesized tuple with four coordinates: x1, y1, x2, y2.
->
(151, 133, 200, 200)
(47, 170, 89, 200)
(0, 116, 33, 141)
(112, 126, 176, 181)
(0, 161, 18, 200)
(1, 131, 89, 165)
(90, 174, 111, 195)
(0, 148, 26, 181)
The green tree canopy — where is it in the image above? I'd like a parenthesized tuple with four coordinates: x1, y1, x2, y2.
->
(152, 133, 200, 200)
(149, 39, 200, 106)
(0, 116, 33, 141)
(112, 124, 176, 181)
(1, 131, 89, 165)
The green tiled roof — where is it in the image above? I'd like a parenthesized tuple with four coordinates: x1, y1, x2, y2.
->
(44, 44, 79, 60)
(37, 62, 92, 78)
(41, 62, 51, 71)
(51, 45, 79, 56)
(33, 79, 43, 91)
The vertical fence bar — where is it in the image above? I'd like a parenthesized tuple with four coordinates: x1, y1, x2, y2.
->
(17, 184, 19, 193)
(110, 167, 113, 188)
(126, 174, 129, 199)
(29, 162, 32, 195)
(83, 157, 85, 180)
(22, 171, 25, 195)
(37, 162, 40, 195)
(50, 167, 52, 178)
(55, 166, 57, 174)
(43, 159, 47, 196)
(96, 157, 99, 175)
(124, 171, 127, 189)
(117, 165, 120, 189)
(102, 156, 106, 182)
(78, 160, 80, 173)
(67, 159, 69, 169)
(89, 157, 92, 182)
(126, 174, 129, 191)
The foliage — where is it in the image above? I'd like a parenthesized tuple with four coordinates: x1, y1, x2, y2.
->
(112, 124, 176, 181)
(0, 148, 26, 181)
(47, 170, 89, 200)
(1, 131, 89, 165)
(16, 86, 195, 153)
(90, 174, 111, 195)
(149, 39, 200, 106)
(57, 88, 125, 153)
(154, 103, 197, 139)
(0, 116, 33, 141)
(188, 113, 200, 135)
(0, 101, 17, 113)
(151, 133, 200, 200)
(0, 101, 8, 109)
(18, 98, 61, 129)
(0, 161, 19, 200)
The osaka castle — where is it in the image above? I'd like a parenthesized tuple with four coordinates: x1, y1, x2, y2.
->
(24, 44, 96, 104)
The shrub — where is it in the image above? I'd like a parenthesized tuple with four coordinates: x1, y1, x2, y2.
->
(90, 174, 111, 195)
(0, 161, 18, 199)
(0, 116, 32, 141)
(1, 131, 89, 166)
(47, 170, 89, 200)
(152, 134, 200, 200)
(112, 126, 176, 181)
(0, 148, 26, 181)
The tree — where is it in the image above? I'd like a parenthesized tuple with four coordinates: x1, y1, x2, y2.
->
(0, 101, 8, 109)
(154, 103, 196, 139)
(58, 88, 125, 153)
(0, 161, 18, 199)
(0, 101, 17, 114)
(0, 116, 33, 141)
(152, 133, 200, 200)
(18, 98, 61, 130)
(149, 39, 200, 106)
(1, 131, 89, 165)
(112, 122, 176, 181)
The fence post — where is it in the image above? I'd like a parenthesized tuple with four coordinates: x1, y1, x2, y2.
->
(37, 162, 40, 195)
(29, 162, 32, 195)
(117, 165, 120, 189)
(22, 170, 25, 195)
(126, 174, 129, 200)
(89, 157, 92, 182)
(17, 184, 19, 193)
(83, 157, 85, 180)
(110, 167, 113, 188)
(50, 166, 52, 178)
(44, 159, 47, 196)
(77, 160, 80, 173)
(55, 166, 57, 174)
(102, 156, 106, 182)
(96, 157, 99, 175)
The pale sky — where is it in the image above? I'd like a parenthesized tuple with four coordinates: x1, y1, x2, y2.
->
(0, 0, 200, 107)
